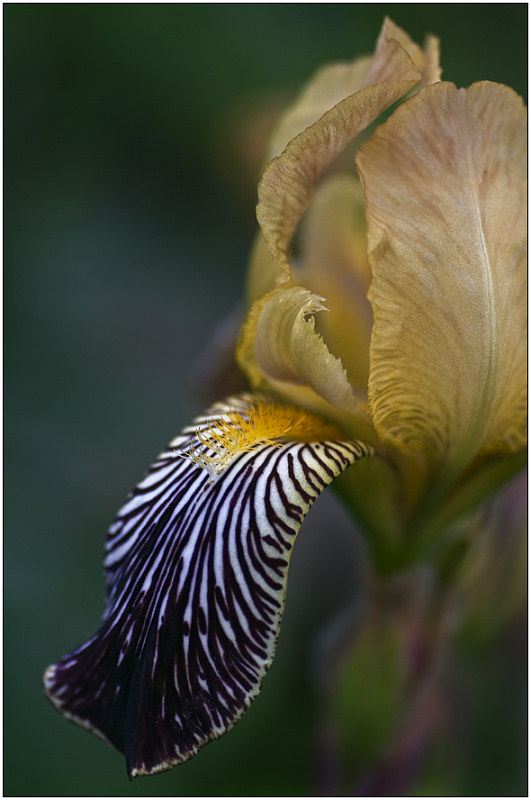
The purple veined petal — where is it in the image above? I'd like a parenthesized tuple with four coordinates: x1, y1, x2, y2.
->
(43, 394, 374, 778)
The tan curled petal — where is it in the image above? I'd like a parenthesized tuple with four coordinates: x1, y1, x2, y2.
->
(422, 34, 442, 85)
(364, 17, 439, 87)
(257, 17, 441, 278)
(257, 76, 418, 278)
(266, 17, 438, 164)
(239, 285, 364, 415)
(357, 81, 527, 483)
(267, 56, 373, 162)
(300, 175, 373, 391)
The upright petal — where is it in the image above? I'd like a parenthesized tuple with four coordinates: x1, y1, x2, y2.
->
(266, 56, 373, 162)
(357, 82, 527, 488)
(43, 395, 374, 778)
(363, 17, 440, 87)
(256, 18, 441, 280)
(257, 74, 419, 279)
(265, 17, 440, 164)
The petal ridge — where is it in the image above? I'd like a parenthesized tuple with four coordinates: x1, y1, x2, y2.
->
(357, 81, 527, 480)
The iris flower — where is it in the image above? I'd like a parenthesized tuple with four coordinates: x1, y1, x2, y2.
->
(43, 19, 526, 779)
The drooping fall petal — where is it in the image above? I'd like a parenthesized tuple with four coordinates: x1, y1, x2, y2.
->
(43, 394, 373, 778)
(357, 81, 527, 487)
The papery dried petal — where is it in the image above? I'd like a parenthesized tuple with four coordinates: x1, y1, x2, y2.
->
(256, 18, 442, 280)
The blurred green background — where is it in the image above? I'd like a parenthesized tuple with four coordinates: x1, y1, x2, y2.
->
(5, 4, 527, 796)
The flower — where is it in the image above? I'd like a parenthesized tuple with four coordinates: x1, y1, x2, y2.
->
(43, 19, 527, 779)
(242, 18, 527, 559)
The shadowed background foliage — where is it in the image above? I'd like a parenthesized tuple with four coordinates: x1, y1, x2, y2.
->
(5, 4, 527, 796)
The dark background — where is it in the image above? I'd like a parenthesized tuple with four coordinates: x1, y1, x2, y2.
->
(5, 4, 527, 796)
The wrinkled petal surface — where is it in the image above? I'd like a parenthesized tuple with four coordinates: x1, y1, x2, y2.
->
(256, 18, 441, 279)
(257, 75, 419, 279)
(238, 285, 371, 421)
(363, 16, 439, 87)
(266, 56, 373, 162)
(43, 395, 373, 778)
(266, 16, 439, 164)
(366, 16, 441, 87)
(357, 81, 527, 486)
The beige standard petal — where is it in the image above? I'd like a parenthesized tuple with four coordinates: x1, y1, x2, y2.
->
(257, 77, 418, 280)
(357, 81, 527, 486)
(266, 17, 439, 163)
(256, 18, 441, 279)
(363, 17, 440, 88)
(266, 56, 373, 162)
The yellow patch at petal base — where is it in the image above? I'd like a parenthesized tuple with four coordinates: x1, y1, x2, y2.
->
(186, 399, 343, 476)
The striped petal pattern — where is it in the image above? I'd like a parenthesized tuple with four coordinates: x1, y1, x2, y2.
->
(43, 394, 373, 778)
